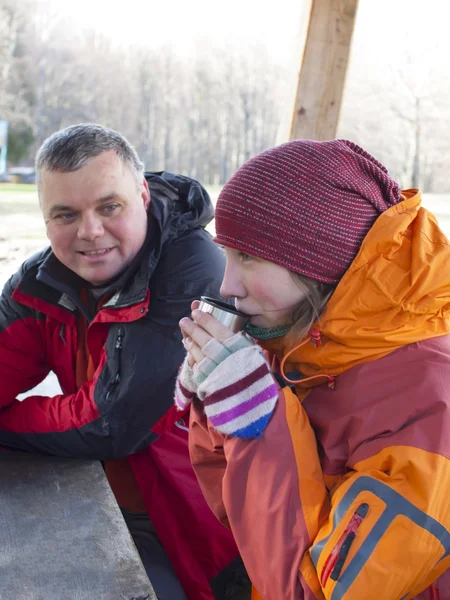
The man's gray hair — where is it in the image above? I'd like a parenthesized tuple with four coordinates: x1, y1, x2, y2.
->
(35, 123, 144, 184)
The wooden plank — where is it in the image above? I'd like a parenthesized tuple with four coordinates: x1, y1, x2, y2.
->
(0, 450, 156, 600)
(289, 0, 359, 141)
(276, 0, 313, 143)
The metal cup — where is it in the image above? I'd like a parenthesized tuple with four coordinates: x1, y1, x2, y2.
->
(197, 297, 250, 333)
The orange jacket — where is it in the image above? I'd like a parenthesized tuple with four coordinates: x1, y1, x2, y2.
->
(189, 190, 450, 599)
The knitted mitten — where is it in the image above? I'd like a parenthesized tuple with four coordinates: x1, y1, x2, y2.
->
(174, 331, 251, 410)
(196, 332, 279, 439)
(174, 355, 197, 411)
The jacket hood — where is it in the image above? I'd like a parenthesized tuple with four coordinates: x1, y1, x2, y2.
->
(145, 171, 214, 244)
(266, 190, 450, 378)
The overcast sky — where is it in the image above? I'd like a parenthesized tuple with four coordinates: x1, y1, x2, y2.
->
(52, 0, 450, 65)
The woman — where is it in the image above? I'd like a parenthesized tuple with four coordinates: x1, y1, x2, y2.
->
(175, 139, 450, 599)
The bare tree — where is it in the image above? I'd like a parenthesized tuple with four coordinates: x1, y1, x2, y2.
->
(6, 0, 448, 191)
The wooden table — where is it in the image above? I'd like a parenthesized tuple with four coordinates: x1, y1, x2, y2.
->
(0, 450, 156, 599)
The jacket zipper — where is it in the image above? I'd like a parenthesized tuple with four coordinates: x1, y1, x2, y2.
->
(105, 327, 124, 400)
(429, 582, 440, 600)
(321, 503, 369, 587)
(115, 328, 124, 350)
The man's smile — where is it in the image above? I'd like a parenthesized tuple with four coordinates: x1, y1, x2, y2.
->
(78, 247, 115, 257)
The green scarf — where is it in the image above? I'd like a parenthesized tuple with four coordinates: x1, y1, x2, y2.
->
(244, 323, 291, 341)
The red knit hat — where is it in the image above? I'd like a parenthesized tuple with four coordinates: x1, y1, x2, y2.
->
(214, 139, 401, 284)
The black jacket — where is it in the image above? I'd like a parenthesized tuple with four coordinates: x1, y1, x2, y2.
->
(0, 171, 226, 458)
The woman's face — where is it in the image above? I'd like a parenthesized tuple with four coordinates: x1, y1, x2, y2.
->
(220, 246, 307, 328)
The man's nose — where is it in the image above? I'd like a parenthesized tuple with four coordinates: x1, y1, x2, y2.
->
(77, 214, 104, 241)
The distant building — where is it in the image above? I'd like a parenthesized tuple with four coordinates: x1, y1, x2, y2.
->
(6, 167, 36, 184)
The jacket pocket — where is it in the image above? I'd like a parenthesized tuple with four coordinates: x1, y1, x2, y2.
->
(321, 502, 369, 586)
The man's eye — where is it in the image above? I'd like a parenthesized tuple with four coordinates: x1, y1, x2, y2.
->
(102, 203, 119, 213)
(239, 252, 253, 262)
(56, 213, 75, 221)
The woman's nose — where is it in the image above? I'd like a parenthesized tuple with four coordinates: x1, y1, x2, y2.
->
(220, 263, 245, 299)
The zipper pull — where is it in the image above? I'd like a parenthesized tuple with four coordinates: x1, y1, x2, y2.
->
(115, 327, 124, 349)
(321, 503, 369, 587)
(330, 503, 369, 581)
(309, 327, 321, 347)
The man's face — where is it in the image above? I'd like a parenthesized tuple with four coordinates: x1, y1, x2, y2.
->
(40, 151, 150, 286)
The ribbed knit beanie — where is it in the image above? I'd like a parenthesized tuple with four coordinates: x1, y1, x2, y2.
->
(214, 139, 401, 284)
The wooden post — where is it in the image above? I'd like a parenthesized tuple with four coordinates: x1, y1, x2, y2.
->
(289, 0, 359, 141)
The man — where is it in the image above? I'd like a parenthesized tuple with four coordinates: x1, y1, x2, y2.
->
(0, 124, 248, 600)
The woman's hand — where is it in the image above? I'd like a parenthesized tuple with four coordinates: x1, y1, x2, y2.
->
(179, 301, 235, 369)
(177, 301, 278, 439)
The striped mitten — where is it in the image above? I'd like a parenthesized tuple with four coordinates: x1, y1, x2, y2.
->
(174, 356, 197, 411)
(194, 332, 279, 439)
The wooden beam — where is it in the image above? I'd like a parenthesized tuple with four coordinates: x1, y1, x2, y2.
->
(289, 0, 359, 141)
(0, 450, 157, 599)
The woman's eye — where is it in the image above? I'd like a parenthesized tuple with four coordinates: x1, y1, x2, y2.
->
(239, 252, 253, 262)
